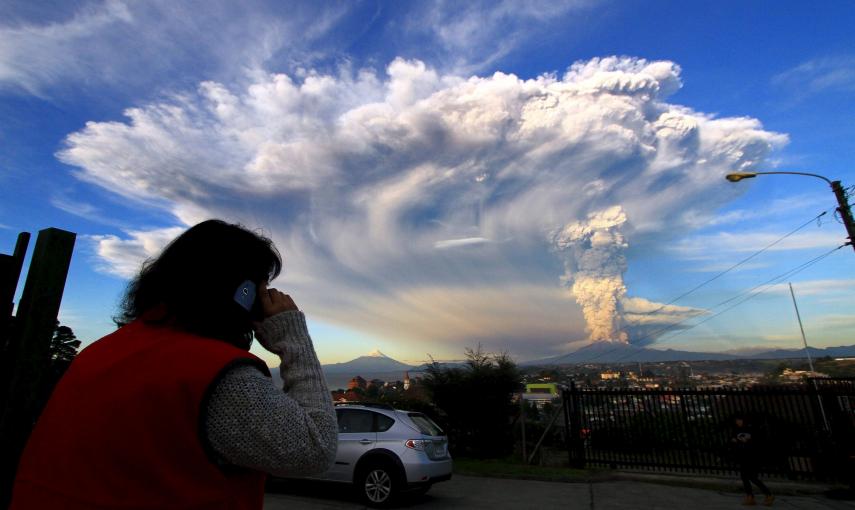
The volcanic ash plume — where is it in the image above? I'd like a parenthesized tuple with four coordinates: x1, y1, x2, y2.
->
(552, 206, 629, 343)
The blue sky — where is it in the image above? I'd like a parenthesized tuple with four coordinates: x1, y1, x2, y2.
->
(2, 0, 854, 366)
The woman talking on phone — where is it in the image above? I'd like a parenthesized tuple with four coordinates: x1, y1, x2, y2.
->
(11, 220, 337, 510)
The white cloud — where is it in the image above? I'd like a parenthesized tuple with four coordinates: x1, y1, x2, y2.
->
(766, 279, 855, 297)
(50, 194, 130, 228)
(411, 0, 599, 74)
(0, 0, 132, 95)
(773, 56, 855, 97)
(0, 0, 605, 100)
(434, 237, 491, 249)
(811, 314, 855, 330)
(88, 227, 185, 278)
(683, 193, 829, 229)
(0, 0, 349, 96)
(63, 56, 787, 356)
(672, 230, 844, 261)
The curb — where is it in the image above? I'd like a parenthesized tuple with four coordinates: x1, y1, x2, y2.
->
(607, 471, 841, 495)
(453, 467, 845, 496)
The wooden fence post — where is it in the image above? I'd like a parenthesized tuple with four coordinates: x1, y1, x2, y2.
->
(565, 381, 586, 468)
(0, 232, 30, 352)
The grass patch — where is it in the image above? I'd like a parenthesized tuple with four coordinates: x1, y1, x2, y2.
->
(453, 457, 600, 482)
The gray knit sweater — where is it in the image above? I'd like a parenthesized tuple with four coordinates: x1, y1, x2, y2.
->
(203, 310, 337, 477)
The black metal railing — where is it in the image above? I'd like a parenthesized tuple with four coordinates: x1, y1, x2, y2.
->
(561, 379, 855, 482)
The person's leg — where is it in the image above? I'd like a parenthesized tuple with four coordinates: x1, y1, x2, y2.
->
(741, 470, 753, 495)
(752, 477, 774, 505)
(741, 469, 756, 505)
(752, 478, 771, 497)
(746, 466, 773, 505)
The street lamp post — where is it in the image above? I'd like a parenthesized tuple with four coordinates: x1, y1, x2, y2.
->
(727, 170, 848, 436)
(726, 171, 855, 252)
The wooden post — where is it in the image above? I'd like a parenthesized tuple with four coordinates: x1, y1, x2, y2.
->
(0, 232, 30, 351)
(520, 393, 527, 463)
(568, 381, 586, 468)
(0, 228, 75, 509)
(0, 233, 31, 422)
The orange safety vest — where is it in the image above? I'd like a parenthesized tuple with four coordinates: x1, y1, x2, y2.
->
(11, 320, 270, 510)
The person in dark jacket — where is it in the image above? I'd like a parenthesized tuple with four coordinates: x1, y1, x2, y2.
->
(731, 415, 774, 506)
(11, 219, 337, 509)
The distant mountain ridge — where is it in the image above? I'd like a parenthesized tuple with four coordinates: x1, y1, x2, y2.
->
(521, 342, 855, 365)
(266, 344, 855, 384)
(521, 342, 736, 365)
(322, 349, 415, 373)
(745, 344, 855, 360)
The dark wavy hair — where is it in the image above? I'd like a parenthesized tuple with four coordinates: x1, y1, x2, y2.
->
(116, 220, 282, 349)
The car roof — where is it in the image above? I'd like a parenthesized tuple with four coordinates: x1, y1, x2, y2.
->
(334, 402, 405, 413)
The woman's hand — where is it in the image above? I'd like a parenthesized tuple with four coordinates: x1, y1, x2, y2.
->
(257, 282, 299, 318)
(253, 283, 303, 354)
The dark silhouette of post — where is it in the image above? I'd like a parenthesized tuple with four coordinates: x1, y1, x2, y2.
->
(0, 232, 30, 351)
(831, 180, 855, 251)
(0, 228, 75, 509)
(0, 233, 31, 422)
(565, 382, 585, 468)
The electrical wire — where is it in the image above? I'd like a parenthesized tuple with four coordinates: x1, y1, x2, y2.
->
(625, 209, 828, 325)
(604, 243, 847, 365)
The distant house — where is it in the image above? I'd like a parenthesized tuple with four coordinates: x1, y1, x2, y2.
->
(524, 383, 560, 409)
(781, 368, 828, 381)
(600, 371, 621, 380)
(347, 376, 367, 390)
(331, 389, 365, 402)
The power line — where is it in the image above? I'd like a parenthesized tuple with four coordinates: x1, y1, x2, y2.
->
(604, 243, 847, 365)
(625, 210, 828, 326)
(656, 244, 844, 342)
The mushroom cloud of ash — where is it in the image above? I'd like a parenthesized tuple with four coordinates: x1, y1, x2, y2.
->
(61, 56, 787, 357)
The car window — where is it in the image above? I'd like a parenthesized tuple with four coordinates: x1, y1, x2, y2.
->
(375, 413, 395, 432)
(337, 409, 374, 433)
(408, 413, 444, 436)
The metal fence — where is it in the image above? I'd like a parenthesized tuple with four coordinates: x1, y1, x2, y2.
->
(561, 379, 855, 482)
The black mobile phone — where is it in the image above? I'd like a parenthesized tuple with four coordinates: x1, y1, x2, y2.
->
(233, 280, 256, 312)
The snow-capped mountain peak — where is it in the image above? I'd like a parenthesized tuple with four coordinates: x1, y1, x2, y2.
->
(367, 349, 389, 358)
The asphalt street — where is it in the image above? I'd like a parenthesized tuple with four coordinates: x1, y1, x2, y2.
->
(264, 475, 853, 509)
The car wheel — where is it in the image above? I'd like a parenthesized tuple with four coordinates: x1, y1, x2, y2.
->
(358, 463, 398, 507)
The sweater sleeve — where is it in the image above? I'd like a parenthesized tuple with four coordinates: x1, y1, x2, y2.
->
(203, 311, 337, 477)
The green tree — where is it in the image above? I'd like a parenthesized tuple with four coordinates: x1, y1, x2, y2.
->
(34, 323, 82, 417)
(365, 384, 380, 399)
(421, 345, 522, 459)
(50, 325, 81, 364)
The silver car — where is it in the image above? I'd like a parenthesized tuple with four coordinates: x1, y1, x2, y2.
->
(303, 403, 452, 506)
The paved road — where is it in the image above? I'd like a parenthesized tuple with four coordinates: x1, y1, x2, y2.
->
(265, 475, 853, 509)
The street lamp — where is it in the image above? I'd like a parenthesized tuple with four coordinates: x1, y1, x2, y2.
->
(725, 171, 855, 252)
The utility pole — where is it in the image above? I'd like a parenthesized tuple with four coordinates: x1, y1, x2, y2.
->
(788, 282, 830, 432)
(788, 282, 815, 373)
(831, 180, 855, 252)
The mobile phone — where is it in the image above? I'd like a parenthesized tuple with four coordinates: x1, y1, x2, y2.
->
(234, 280, 256, 312)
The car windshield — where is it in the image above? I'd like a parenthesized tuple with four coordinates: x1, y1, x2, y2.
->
(407, 413, 444, 436)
